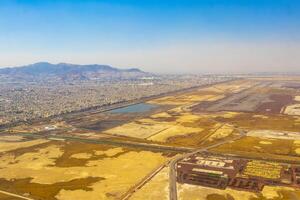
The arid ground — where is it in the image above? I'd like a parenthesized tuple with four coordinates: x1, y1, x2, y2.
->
(1, 77, 300, 200)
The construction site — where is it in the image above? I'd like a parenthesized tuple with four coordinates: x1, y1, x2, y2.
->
(177, 152, 300, 192)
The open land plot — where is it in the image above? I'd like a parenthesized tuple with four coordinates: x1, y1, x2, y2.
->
(202, 79, 257, 94)
(103, 109, 239, 148)
(247, 130, 300, 140)
(129, 167, 169, 200)
(284, 104, 300, 116)
(193, 80, 300, 115)
(103, 81, 258, 146)
(103, 112, 210, 146)
(147, 79, 256, 107)
(205, 124, 238, 142)
(147, 92, 225, 106)
(177, 184, 300, 200)
(56, 105, 167, 133)
(195, 87, 270, 113)
(210, 112, 300, 133)
(103, 118, 174, 138)
(0, 135, 172, 200)
(210, 135, 300, 162)
(256, 94, 294, 114)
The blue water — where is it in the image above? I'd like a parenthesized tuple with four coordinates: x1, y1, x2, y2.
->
(109, 103, 157, 113)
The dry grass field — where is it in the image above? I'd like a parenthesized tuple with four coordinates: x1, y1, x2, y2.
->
(0, 135, 170, 200)
(177, 184, 300, 200)
(3, 77, 300, 199)
(211, 135, 300, 162)
(129, 167, 169, 200)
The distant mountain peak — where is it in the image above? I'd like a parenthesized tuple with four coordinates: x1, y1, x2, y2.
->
(0, 62, 149, 82)
(33, 61, 52, 65)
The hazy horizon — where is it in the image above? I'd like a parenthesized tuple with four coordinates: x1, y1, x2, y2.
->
(1, 0, 300, 74)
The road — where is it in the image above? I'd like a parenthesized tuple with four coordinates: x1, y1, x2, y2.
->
(17, 133, 195, 153)
(121, 161, 170, 200)
(168, 133, 245, 200)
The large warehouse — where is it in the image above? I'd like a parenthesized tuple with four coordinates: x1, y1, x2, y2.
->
(177, 153, 300, 192)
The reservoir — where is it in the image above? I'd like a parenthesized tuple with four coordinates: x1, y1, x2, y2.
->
(109, 103, 157, 113)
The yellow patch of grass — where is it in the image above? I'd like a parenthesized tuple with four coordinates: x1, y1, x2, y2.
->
(149, 125, 203, 142)
(177, 183, 256, 200)
(294, 140, 300, 145)
(175, 114, 202, 123)
(259, 141, 272, 145)
(295, 96, 300, 101)
(178, 183, 300, 200)
(253, 115, 269, 119)
(94, 147, 124, 157)
(221, 112, 239, 118)
(148, 92, 223, 106)
(0, 139, 48, 153)
(0, 135, 24, 142)
(151, 112, 172, 119)
(103, 120, 172, 139)
(0, 144, 69, 184)
(211, 136, 299, 162)
(147, 96, 187, 105)
(295, 148, 300, 155)
(207, 124, 234, 141)
(284, 104, 300, 116)
(261, 186, 296, 199)
(55, 151, 167, 200)
(0, 142, 168, 199)
(247, 130, 300, 140)
(70, 153, 93, 159)
(130, 167, 169, 200)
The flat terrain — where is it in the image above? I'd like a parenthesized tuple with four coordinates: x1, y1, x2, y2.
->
(1, 77, 300, 199)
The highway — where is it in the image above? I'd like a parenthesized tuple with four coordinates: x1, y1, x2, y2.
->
(17, 133, 195, 153)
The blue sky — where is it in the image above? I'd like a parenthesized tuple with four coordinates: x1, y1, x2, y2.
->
(0, 0, 300, 73)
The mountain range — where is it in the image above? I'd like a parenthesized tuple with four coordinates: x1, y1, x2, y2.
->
(0, 62, 149, 82)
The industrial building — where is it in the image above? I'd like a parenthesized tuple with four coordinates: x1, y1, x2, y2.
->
(177, 153, 300, 192)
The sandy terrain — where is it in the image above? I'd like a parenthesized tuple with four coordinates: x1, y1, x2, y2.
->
(284, 104, 300, 116)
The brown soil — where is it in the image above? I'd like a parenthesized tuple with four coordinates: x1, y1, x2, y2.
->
(0, 193, 18, 200)
(54, 141, 129, 167)
(214, 113, 300, 132)
(207, 194, 235, 200)
(256, 94, 294, 114)
(0, 177, 103, 200)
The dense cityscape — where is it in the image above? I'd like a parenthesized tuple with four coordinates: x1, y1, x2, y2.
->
(0, 75, 231, 125)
